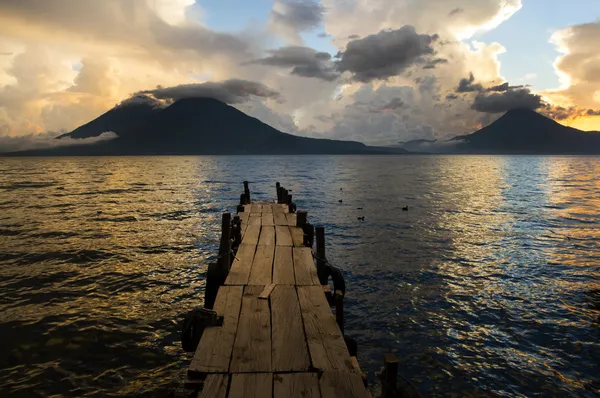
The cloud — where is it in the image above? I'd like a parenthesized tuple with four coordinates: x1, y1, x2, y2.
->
(423, 58, 448, 69)
(486, 82, 524, 92)
(134, 79, 281, 104)
(116, 94, 165, 109)
(449, 8, 464, 16)
(446, 94, 459, 100)
(587, 109, 600, 116)
(0, 131, 117, 153)
(546, 22, 600, 109)
(335, 26, 439, 82)
(269, 0, 325, 44)
(472, 88, 544, 113)
(370, 97, 406, 113)
(246, 46, 339, 81)
(456, 72, 483, 92)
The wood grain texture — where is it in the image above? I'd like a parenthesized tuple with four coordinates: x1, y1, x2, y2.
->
(289, 226, 304, 247)
(263, 205, 273, 213)
(225, 244, 256, 285)
(230, 285, 272, 372)
(275, 226, 293, 246)
(248, 214, 262, 226)
(258, 226, 275, 246)
(248, 245, 274, 285)
(262, 213, 275, 226)
(259, 283, 276, 299)
(243, 225, 261, 245)
(273, 246, 295, 285)
(189, 286, 243, 375)
(273, 204, 286, 213)
(197, 374, 229, 398)
(273, 213, 288, 226)
(274, 373, 321, 398)
(297, 286, 355, 373)
(293, 247, 320, 286)
(251, 204, 263, 213)
(271, 285, 310, 372)
(319, 372, 370, 398)
(229, 373, 272, 398)
(285, 213, 297, 226)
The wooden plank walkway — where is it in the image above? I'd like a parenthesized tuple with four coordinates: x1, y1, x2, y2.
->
(189, 198, 370, 398)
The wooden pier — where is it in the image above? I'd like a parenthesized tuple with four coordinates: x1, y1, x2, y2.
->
(184, 182, 375, 398)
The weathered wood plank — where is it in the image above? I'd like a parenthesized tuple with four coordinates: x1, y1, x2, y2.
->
(229, 373, 272, 398)
(259, 283, 276, 299)
(319, 372, 369, 398)
(251, 204, 263, 213)
(258, 226, 275, 246)
(273, 204, 286, 213)
(198, 374, 229, 398)
(189, 286, 244, 375)
(297, 286, 355, 373)
(286, 213, 297, 226)
(274, 373, 321, 398)
(263, 205, 273, 213)
(248, 213, 262, 226)
(293, 247, 320, 286)
(273, 212, 288, 226)
(248, 245, 274, 285)
(239, 213, 250, 238)
(271, 285, 310, 372)
(262, 212, 275, 226)
(290, 226, 304, 247)
(225, 244, 256, 285)
(243, 225, 261, 245)
(275, 225, 293, 246)
(230, 285, 272, 372)
(273, 246, 295, 285)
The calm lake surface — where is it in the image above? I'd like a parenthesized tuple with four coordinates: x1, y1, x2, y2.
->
(0, 155, 599, 397)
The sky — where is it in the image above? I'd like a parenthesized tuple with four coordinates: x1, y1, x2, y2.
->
(0, 0, 599, 146)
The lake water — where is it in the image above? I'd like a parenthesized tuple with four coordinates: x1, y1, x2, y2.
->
(0, 155, 599, 397)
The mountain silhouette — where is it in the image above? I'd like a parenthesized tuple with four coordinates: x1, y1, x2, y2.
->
(10, 97, 403, 155)
(454, 108, 600, 154)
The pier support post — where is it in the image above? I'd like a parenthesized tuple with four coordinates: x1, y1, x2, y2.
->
(219, 213, 231, 273)
(316, 226, 328, 284)
(237, 204, 244, 213)
(335, 290, 344, 335)
(232, 215, 242, 248)
(296, 211, 307, 227)
(287, 194, 294, 212)
(276, 182, 281, 202)
(381, 354, 398, 398)
(243, 181, 251, 203)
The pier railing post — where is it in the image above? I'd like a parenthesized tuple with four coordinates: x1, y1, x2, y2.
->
(287, 194, 293, 212)
(219, 213, 231, 273)
(297, 211, 307, 227)
(381, 354, 398, 398)
(335, 290, 344, 335)
(316, 226, 327, 284)
(232, 215, 242, 248)
(276, 182, 281, 203)
(243, 181, 250, 203)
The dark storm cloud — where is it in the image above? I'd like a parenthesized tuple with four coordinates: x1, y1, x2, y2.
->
(137, 79, 281, 104)
(587, 109, 600, 116)
(486, 82, 525, 92)
(446, 94, 459, 100)
(449, 7, 464, 16)
(456, 73, 483, 93)
(370, 97, 406, 113)
(472, 89, 544, 113)
(423, 58, 448, 69)
(116, 94, 164, 109)
(335, 26, 439, 82)
(270, 0, 325, 32)
(246, 46, 339, 81)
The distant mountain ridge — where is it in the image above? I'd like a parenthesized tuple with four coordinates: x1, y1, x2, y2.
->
(454, 108, 600, 154)
(5, 97, 406, 156)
